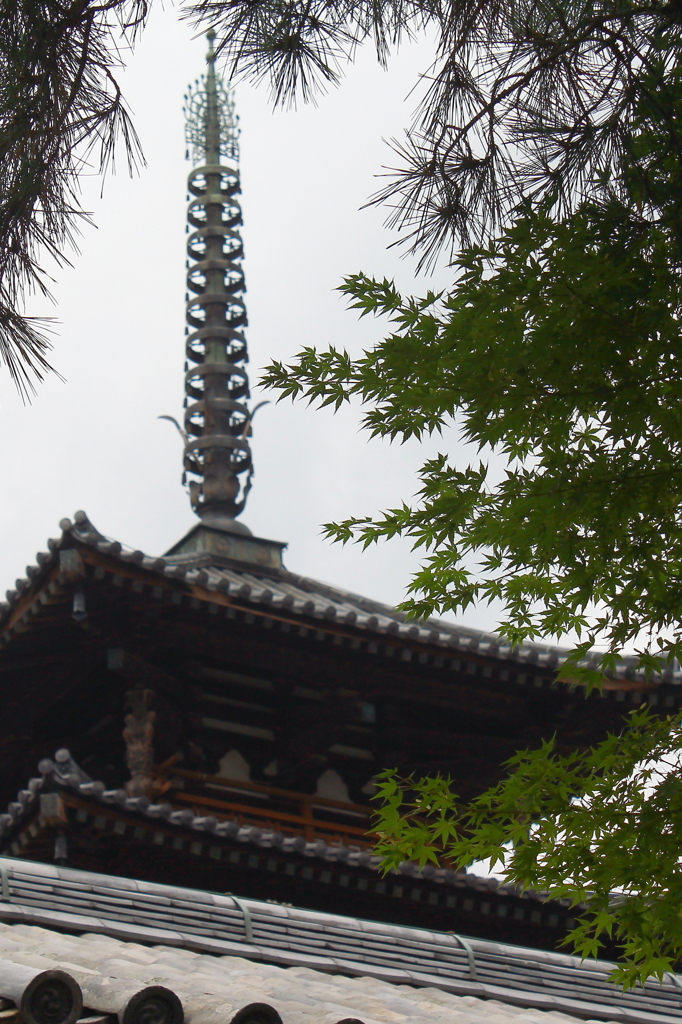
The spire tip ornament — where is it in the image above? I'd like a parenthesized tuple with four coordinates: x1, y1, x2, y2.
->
(181, 32, 252, 532)
(165, 36, 286, 570)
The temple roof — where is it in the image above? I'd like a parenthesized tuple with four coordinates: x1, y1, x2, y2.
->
(0, 748, 543, 908)
(0, 858, 680, 1024)
(0, 512, 676, 688)
(1, 508, 654, 941)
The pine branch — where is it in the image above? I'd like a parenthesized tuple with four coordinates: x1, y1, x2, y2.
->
(0, 0, 147, 393)
(183, 0, 682, 258)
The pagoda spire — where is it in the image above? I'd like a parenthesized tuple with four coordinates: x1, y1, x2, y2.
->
(181, 32, 253, 531)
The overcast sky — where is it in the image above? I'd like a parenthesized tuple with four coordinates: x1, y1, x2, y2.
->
(0, 8, 499, 629)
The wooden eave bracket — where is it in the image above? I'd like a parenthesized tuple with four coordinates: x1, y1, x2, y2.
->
(2, 569, 69, 637)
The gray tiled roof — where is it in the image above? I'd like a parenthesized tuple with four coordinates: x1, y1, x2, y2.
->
(0, 513, 675, 684)
(0, 919, 643, 1024)
(0, 858, 680, 1024)
(0, 750, 541, 905)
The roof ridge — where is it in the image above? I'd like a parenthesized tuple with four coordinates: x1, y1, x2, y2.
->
(0, 512, 675, 685)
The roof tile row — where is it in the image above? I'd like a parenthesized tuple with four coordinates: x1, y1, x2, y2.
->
(0, 751, 529, 899)
(0, 859, 679, 1024)
(0, 514, 676, 684)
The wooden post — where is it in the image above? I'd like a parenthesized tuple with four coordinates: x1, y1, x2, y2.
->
(123, 689, 156, 799)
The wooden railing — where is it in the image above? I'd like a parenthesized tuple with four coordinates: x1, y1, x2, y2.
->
(153, 764, 377, 847)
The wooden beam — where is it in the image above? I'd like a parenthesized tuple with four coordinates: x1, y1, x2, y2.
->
(170, 790, 373, 840)
(165, 766, 371, 814)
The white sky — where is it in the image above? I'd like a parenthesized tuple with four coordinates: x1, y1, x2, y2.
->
(0, 8, 495, 628)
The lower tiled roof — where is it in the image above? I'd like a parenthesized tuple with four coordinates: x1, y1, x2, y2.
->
(0, 918, 645, 1024)
(0, 858, 680, 1024)
(0, 750, 553, 913)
